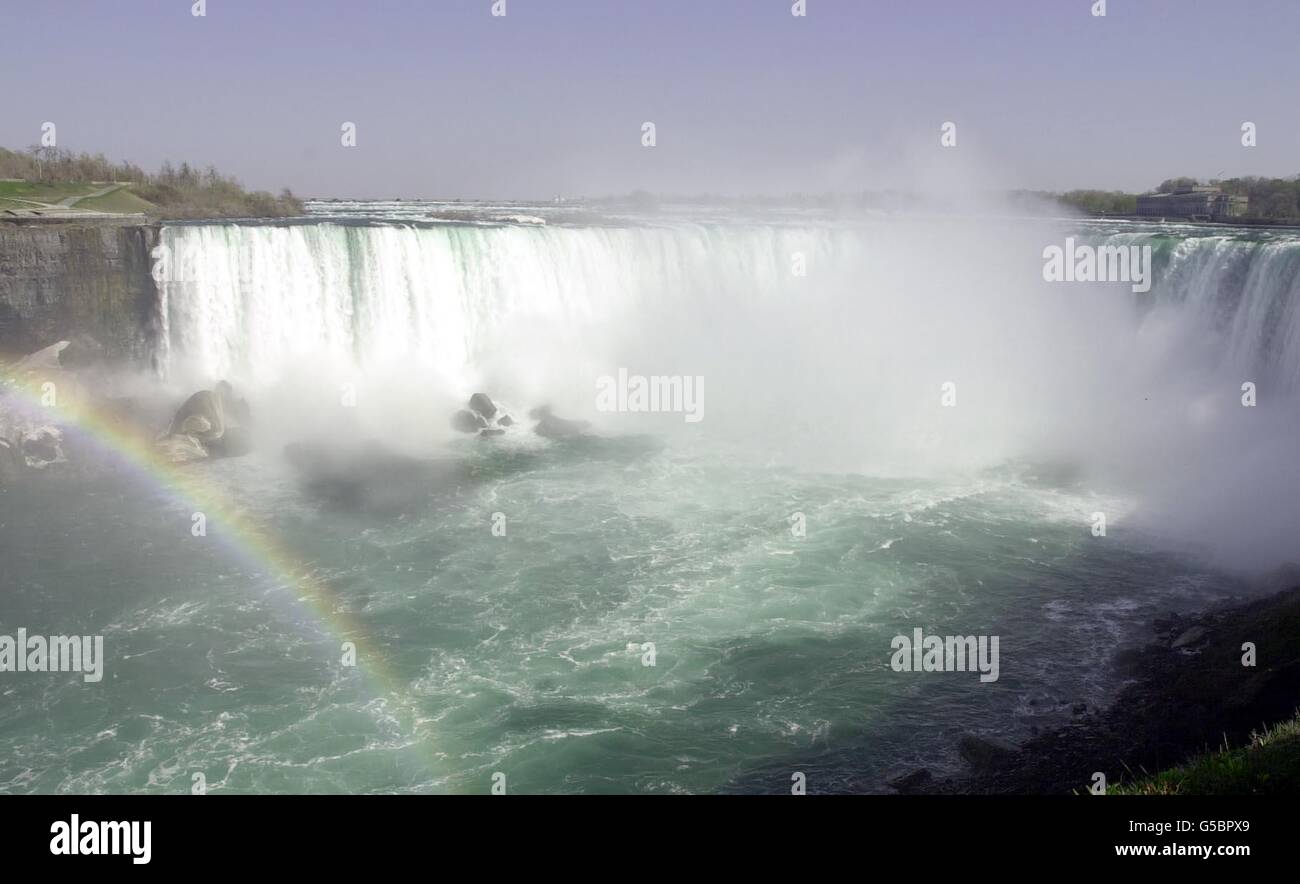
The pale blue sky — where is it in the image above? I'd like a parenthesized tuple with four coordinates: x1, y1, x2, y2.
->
(2, 0, 1296, 198)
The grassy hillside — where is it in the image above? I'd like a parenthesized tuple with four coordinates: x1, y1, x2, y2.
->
(1113, 713, 1300, 794)
(1, 147, 303, 220)
(129, 178, 301, 219)
(76, 187, 157, 215)
(0, 180, 111, 203)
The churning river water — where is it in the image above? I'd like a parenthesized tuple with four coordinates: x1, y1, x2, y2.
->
(2, 204, 1297, 793)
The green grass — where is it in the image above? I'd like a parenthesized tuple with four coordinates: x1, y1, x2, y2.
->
(0, 180, 107, 203)
(77, 187, 155, 214)
(1, 167, 302, 218)
(0, 181, 156, 215)
(1112, 713, 1300, 794)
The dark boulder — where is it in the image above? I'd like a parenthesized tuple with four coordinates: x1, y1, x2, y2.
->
(1170, 626, 1208, 649)
(452, 409, 487, 433)
(58, 334, 107, 371)
(957, 734, 1018, 774)
(167, 386, 227, 442)
(529, 405, 590, 440)
(158, 381, 251, 461)
(468, 393, 498, 421)
(20, 429, 62, 465)
(887, 768, 934, 794)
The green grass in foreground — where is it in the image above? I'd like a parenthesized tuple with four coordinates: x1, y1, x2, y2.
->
(1112, 713, 1300, 794)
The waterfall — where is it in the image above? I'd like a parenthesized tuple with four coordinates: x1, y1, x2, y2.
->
(154, 220, 1300, 399)
(148, 216, 1300, 563)
(1055, 230, 1300, 385)
(154, 221, 853, 386)
(1146, 235, 1300, 387)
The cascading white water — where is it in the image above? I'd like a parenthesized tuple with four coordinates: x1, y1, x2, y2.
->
(13, 218, 1300, 795)
(155, 221, 856, 387)
(1135, 233, 1300, 388)
(156, 221, 1300, 393)
(152, 216, 1300, 569)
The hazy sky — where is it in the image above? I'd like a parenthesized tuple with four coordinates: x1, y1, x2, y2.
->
(2, 0, 1297, 199)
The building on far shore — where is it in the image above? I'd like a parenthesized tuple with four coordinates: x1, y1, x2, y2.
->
(1136, 184, 1249, 221)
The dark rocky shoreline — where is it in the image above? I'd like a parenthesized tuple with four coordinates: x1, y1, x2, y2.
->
(894, 579, 1300, 794)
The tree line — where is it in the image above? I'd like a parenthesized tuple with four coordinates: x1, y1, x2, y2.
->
(0, 145, 302, 218)
(0, 145, 146, 184)
(1060, 176, 1300, 220)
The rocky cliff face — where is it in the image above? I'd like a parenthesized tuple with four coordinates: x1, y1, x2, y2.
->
(0, 219, 161, 370)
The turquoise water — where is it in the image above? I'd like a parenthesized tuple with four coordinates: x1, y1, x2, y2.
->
(0, 433, 1235, 794)
(3, 210, 1297, 794)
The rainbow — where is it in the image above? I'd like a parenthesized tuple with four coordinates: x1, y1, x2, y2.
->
(1, 370, 442, 789)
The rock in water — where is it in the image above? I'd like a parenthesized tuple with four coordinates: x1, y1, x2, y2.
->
(180, 414, 214, 436)
(167, 389, 226, 443)
(8, 340, 70, 373)
(155, 433, 209, 464)
(957, 734, 1018, 774)
(529, 405, 590, 439)
(159, 381, 252, 461)
(452, 409, 487, 433)
(57, 334, 107, 371)
(20, 428, 65, 468)
(468, 393, 498, 421)
(887, 769, 934, 794)
(2, 341, 88, 424)
(1171, 626, 1208, 649)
